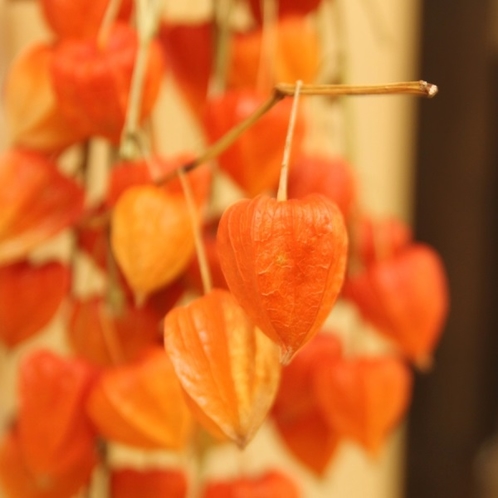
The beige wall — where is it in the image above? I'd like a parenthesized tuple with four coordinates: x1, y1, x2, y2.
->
(0, 0, 421, 497)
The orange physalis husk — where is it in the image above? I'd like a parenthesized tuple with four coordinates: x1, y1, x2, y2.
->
(201, 470, 300, 498)
(40, 0, 133, 39)
(110, 468, 188, 498)
(17, 350, 99, 480)
(271, 333, 342, 474)
(67, 297, 162, 368)
(343, 244, 449, 367)
(86, 347, 193, 450)
(217, 194, 348, 364)
(355, 215, 413, 266)
(51, 23, 164, 143)
(273, 407, 339, 476)
(313, 355, 412, 455)
(110, 185, 196, 300)
(3, 44, 88, 153)
(163, 289, 281, 448)
(107, 153, 212, 209)
(0, 149, 85, 265)
(0, 260, 69, 349)
(248, 0, 322, 24)
(227, 17, 320, 91)
(287, 155, 357, 219)
(158, 22, 213, 116)
(203, 90, 305, 197)
(0, 427, 96, 498)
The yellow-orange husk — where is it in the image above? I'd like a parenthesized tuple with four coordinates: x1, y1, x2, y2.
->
(164, 289, 281, 448)
(110, 185, 196, 300)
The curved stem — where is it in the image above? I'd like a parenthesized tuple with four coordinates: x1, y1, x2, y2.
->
(277, 80, 303, 202)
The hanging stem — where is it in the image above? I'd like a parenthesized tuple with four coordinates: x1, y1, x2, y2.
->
(256, 0, 277, 93)
(277, 80, 303, 202)
(119, 0, 162, 160)
(209, 0, 234, 95)
(98, 0, 122, 46)
(178, 170, 213, 295)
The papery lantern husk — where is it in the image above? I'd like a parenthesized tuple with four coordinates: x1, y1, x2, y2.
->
(51, 23, 164, 143)
(163, 289, 281, 448)
(343, 244, 449, 366)
(86, 348, 194, 450)
(271, 332, 342, 474)
(287, 155, 357, 219)
(202, 470, 301, 498)
(110, 185, 196, 300)
(110, 467, 188, 498)
(273, 407, 339, 476)
(227, 16, 320, 91)
(40, 0, 133, 39)
(3, 43, 88, 153)
(203, 90, 305, 197)
(355, 216, 413, 266)
(313, 355, 412, 455)
(0, 260, 69, 348)
(0, 149, 85, 265)
(217, 194, 348, 364)
(17, 350, 98, 480)
(0, 428, 96, 498)
(67, 297, 162, 368)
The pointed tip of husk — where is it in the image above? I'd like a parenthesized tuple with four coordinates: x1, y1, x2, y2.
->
(279, 346, 295, 366)
(134, 293, 147, 308)
(414, 354, 433, 373)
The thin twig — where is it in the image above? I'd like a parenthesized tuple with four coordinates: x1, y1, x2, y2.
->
(119, 0, 162, 160)
(257, 0, 277, 92)
(178, 170, 213, 295)
(209, 0, 234, 96)
(158, 80, 437, 185)
(277, 80, 303, 202)
(275, 80, 438, 97)
(98, 0, 122, 46)
(79, 80, 438, 228)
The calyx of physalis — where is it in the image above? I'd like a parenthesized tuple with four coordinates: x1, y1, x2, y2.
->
(313, 355, 412, 455)
(86, 347, 193, 450)
(217, 193, 348, 364)
(163, 288, 281, 449)
(343, 243, 449, 368)
(0, 148, 85, 265)
(0, 260, 69, 349)
(110, 184, 196, 302)
(50, 22, 164, 143)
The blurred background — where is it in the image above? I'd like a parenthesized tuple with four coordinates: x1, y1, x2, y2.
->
(0, 0, 497, 497)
